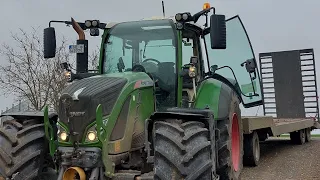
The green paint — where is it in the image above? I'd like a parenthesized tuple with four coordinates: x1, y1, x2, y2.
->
(108, 87, 154, 154)
(194, 79, 222, 120)
(98, 29, 109, 74)
(95, 104, 106, 141)
(177, 30, 183, 107)
(43, 105, 56, 156)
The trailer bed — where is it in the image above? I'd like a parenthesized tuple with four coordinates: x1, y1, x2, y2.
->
(242, 116, 316, 136)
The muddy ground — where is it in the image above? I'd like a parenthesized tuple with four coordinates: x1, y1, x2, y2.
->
(240, 137, 320, 180)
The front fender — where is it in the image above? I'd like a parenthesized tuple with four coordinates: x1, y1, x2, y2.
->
(194, 78, 235, 120)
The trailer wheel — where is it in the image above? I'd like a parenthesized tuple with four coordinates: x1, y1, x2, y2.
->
(305, 128, 311, 142)
(216, 91, 243, 180)
(153, 120, 212, 179)
(290, 129, 306, 145)
(243, 131, 260, 167)
(0, 119, 55, 179)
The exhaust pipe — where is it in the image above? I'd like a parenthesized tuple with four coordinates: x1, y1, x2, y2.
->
(71, 17, 85, 40)
(63, 167, 86, 180)
(71, 17, 88, 74)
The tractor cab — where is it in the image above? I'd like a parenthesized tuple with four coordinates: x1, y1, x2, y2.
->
(100, 11, 263, 111)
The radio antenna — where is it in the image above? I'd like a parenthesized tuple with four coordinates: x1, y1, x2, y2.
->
(162, 1, 166, 17)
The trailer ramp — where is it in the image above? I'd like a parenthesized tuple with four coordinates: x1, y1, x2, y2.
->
(259, 48, 319, 119)
(242, 49, 320, 135)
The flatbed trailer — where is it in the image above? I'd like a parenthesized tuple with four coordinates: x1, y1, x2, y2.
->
(241, 48, 320, 166)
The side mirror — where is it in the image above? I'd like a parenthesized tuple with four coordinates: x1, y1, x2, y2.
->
(210, 14, 226, 49)
(43, 27, 56, 58)
(241, 58, 256, 73)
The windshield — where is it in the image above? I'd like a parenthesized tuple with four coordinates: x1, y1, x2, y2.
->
(103, 19, 176, 75)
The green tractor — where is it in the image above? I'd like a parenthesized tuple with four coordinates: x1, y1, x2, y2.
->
(0, 3, 263, 180)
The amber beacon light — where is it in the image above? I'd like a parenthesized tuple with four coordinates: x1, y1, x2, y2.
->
(203, 2, 211, 10)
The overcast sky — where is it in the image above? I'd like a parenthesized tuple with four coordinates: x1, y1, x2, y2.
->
(0, 0, 320, 117)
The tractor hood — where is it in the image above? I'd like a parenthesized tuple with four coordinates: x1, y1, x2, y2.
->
(58, 75, 127, 141)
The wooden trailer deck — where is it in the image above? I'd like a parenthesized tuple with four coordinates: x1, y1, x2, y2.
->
(242, 116, 318, 136)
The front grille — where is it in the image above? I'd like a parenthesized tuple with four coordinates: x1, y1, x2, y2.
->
(58, 76, 127, 141)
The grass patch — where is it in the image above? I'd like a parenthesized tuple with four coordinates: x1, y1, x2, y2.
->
(279, 134, 320, 138)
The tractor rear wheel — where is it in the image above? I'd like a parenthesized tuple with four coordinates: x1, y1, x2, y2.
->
(153, 120, 212, 179)
(216, 91, 243, 180)
(0, 118, 55, 180)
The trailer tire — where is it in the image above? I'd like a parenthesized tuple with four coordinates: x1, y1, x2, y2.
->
(290, 129, 305, 145)
(305, 128, 311, 142)
(243, 131, 260, 167)
(153, 120, 212, 180)
(216, 91, 243, 180)
(0, 118, 54, 180)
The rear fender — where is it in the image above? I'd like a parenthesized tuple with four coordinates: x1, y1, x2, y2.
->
(145, 108, 218, 175)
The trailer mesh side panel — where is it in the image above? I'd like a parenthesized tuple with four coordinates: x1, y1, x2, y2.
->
(259, 49, 319, 119)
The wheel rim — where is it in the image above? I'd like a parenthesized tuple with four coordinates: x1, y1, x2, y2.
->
(255, 136, 260, 162)
(307, 129, 311, 140)
(231, 113, 240, 172)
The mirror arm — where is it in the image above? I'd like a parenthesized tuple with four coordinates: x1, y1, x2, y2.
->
(48, 20, 107, 30)
(192, 7, 215, 23)
(48, 20, 71, 27)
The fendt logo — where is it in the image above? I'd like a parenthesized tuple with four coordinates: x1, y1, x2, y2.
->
(69, 111, 86, 117)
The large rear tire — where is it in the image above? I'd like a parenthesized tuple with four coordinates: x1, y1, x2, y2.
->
(216, 91, 243, 180)
(0, 118, 54, 180)
(153, 120, 212, 179)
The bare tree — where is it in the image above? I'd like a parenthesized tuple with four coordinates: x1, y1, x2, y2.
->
(0, 27, 70, 111)
(0, 27, 102, 112)
(88, 46, 100, 72)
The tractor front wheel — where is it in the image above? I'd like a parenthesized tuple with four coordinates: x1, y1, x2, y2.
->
(153, 120, 212, 179)
(0, 118, 55, 180)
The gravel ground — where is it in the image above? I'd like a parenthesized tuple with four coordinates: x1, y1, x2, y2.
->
(240, 137, 320, 180)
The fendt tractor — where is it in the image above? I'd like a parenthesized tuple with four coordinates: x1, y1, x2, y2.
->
(0, 3, 270, 180)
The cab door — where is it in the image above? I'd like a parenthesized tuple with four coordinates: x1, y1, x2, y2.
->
(204, 15, 263, 108)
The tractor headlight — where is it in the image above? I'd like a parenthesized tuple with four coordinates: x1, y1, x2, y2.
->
(85, 125, 98, 142)
(87, 131, 97, 141)
(59, 131, 68, 141)
(57, 122, 69, 142)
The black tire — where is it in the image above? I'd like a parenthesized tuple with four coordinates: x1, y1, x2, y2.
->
(216, 91, 243, 180)
(153, 120, 212, 179)
(243, 131, 260, 167)
(305, 128, 311, 142)
(0, 118, 54, 180)
(290, 130, 306, 145)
